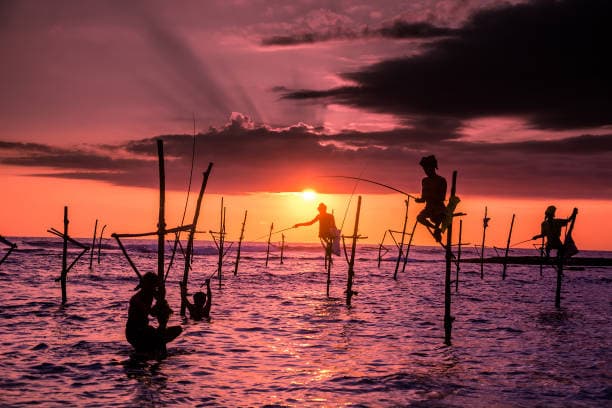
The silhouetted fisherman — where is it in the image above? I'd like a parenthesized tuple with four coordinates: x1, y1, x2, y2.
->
(180, 278, 212, 321)
(532, 205, 577, 258)
(294, 202, 339, 253)
(126, 272, 182, 359)
(415, 155, 447, 242)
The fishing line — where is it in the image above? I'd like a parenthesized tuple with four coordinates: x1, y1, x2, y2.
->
(339, 166, 366, 232)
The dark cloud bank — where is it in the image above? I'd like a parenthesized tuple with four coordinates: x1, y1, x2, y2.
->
(2, 120, 611, 199)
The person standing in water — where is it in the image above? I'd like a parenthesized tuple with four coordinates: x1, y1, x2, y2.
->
(125, 272, 182, 359)
(415, 155, 447, 242)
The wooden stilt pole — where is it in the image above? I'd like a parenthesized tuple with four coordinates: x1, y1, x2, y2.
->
(97, 225, 106, 264)
(112, 235, 141, 280)
(234, 210, 247, 276)
(502, 214, 515, 280)
(480, 206, 489, 279)
(0, 235, 17, 267)
(377, 230, 387, 268)
(393, 199, 409, 280)
(456, 219, 462, 292)
(61, 206, 69, 305)
(89, 219, 98, 270)
(444, 171, 457, 345)
(401, 220, 418, 274)
(325, 240, 332, 297)
(346, 196, 362, 307)
(265, 222, 273, 267)
(539, 237, 545, 277)
(556, 208, 578, 308)
(217, 198, 224, 289)
(156, 140, 166, 300)
(280, 234, 285, 265)
(181, 163, 213, 317)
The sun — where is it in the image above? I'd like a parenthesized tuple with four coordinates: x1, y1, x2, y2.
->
(302, 189, 317, 201)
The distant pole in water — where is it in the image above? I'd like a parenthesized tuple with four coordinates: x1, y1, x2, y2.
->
(280, 234, 285, 265)
(89, 219, 98, 271)
(181, 163, 213, 317)
(234, 210, 247, 276)
(456, 219, 463, 292)
(539, 236, 545, 277)
(61, 206, 69, 305)
(480, 206, 489, 279)
(265, 222, 273, 267)
(97, 225, 106, 264)
(377, 230, 388, 269)
(502, 214, 515, 280)
(393, 199, 409, 280)
(156, 140, 166, 298)
(217, 198, 225, 289)
(401, 220, 418, 274)
(444, 171, 458, 346)
(346, 196, 362, 307)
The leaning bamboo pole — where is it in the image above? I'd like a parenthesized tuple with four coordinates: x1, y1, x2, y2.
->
(393, 199, 409, 280)
(234, 210, 247, 276)
(157, 140, 166, 299)
(444, 171, 458, 345)
(377, 230, 388, 268)
(97, 224, 106, 265)
(401, 220, 418, 274)
(181, 163, 213, 317)
(265, 222, 273, 267)
(346, 196, 362, 307)
(89, 219, 98, 270)
(280, 234, 285, 265)
(502, 214, 516, 280)
(0, 236, 17, 267)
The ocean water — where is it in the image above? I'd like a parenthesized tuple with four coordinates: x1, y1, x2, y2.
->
(0, 238, 610, 407)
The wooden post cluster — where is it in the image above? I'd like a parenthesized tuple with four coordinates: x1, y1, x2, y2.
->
(48, 206, 89, 305)
(393, 200, 409, 280)
(345, 195, 363, 307)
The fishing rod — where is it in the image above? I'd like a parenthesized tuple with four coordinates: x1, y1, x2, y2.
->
(320, 175, 417, 200)
(252, 225, 295, 241)
(511, 237, 535, 247)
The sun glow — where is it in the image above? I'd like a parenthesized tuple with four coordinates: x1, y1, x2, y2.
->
(302, 189, 317, 201)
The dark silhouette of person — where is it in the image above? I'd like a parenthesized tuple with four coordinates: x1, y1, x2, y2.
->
(294, 202, 339, 256)
(125, 272, 182, 359)
(180, 278, 212, 321)
(415, 155, 447, 242)
(294, 202, 337, 241)
(532, 205, 577, 257)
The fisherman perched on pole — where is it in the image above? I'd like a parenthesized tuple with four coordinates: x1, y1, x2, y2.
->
(532, 205, 578, 258)
(415, 155, 447, 242)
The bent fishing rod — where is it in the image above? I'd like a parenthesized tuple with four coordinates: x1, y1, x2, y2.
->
(320, 175, 417, 200)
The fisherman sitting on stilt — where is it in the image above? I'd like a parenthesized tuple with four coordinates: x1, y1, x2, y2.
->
(415, 155, 447, 242)
(532, 205, 578, 258)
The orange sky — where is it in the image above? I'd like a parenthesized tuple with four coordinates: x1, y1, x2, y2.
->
(2, 170, 610, 251)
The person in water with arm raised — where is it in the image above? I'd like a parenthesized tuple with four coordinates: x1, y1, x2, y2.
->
(180, 278, 212, 321)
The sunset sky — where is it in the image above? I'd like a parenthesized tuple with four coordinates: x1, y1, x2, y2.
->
(1, 0, 611, 250)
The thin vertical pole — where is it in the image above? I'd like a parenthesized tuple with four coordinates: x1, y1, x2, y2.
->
(89, 219, 98, 270)
(401, 220, 418, 273)
(346, 196, 362, 307)
(444, 171, 457, 345)
(325, 241, 332, 297)
(539, 236, 545, 277)
(456, 219, 462, 292)
(217, 197, 224, 289)
(377, 230, 387, 268)
(280, 234, 285, 264)
(393, 199, 409, 280)
(480, 206, 488, 279)
(181, 163, 213, 317)
(234, 210, 247, 276)
(156, 140, 166, 299)
(61, 206, 69, 305)
(97, 225, 106, 264)
(265, 222, 273, 267)
(502, 214, 515, 280)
